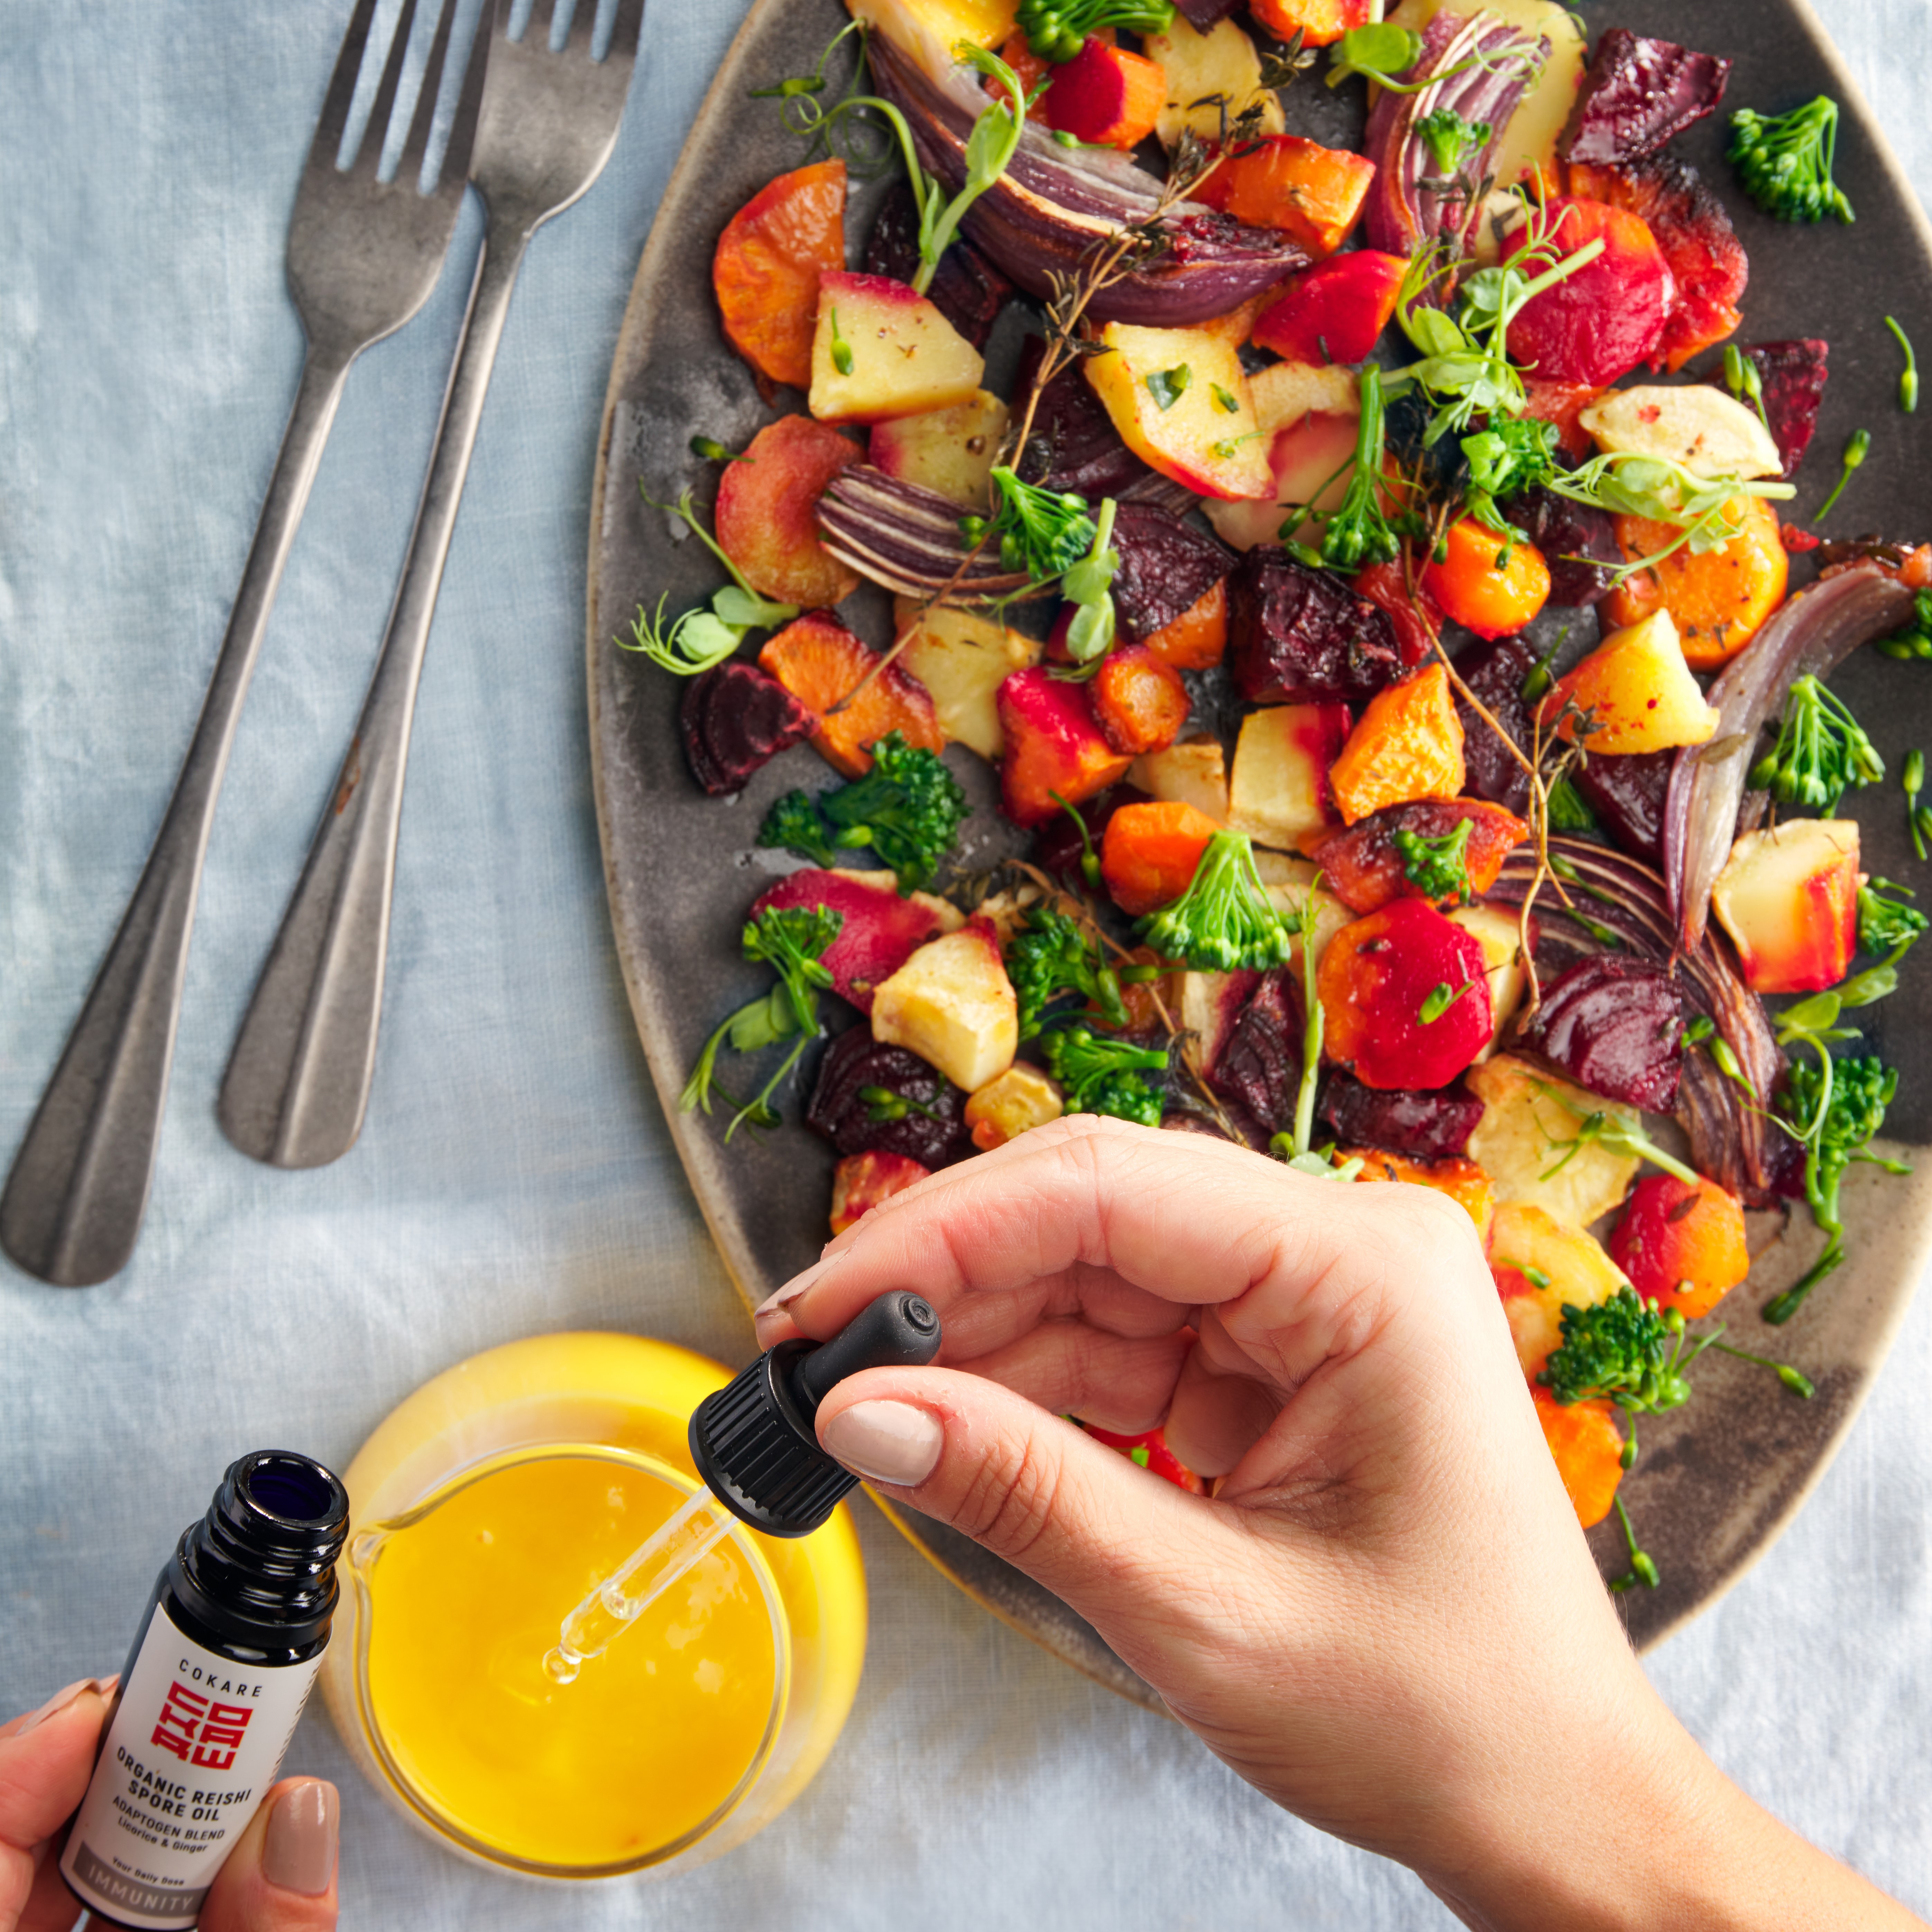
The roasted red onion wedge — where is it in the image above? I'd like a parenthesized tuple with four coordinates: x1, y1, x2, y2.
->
(1363, 12, 1547, 264)
(863, 30, 1308, 328)
(1664, 562, 1916, 948)
(816, 464, 1032, 600)
(1492, 839, 1785, 1204)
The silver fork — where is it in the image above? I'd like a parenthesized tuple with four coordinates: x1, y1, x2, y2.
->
(218, 0, 645, 1171)
(0, 0, 490, 1288)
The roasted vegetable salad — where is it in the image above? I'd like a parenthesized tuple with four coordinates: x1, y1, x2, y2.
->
(624, 0, 1929, 1578)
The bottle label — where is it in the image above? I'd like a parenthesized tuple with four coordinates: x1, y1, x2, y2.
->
(60, 1603, 324, 1930)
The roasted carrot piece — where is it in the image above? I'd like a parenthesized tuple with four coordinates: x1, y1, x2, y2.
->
(715, 414, 864, 609)
(712, 160, 847, 392)
(1101, 799, 1221, 917)
(1042, 37, 1167, 150)
(760, 613, 944, 779)
(1420, 518, 1552, 641)
(1601, 496, 1788, 669)
(1327, 663, 1466, 826)
(1532, 1387, 1625, 1530)
(997, 666, 1133, 825)
(1140, 579, 1229, 670)
(1093, 645, 1191, 756)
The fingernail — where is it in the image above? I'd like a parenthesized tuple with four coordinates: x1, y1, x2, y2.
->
(821, 1400, 944, 1487)
(264, 1781, 338, 1897)
(17, 1676, 113, 1736)
(753, 1245, 849, 1322)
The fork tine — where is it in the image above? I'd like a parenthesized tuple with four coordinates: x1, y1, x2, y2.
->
(350, 0, 421, 177)
(439, 0, 495, 190)
(537, 0, 564, 47)
(306, 0, 381, 170)
(562, 0, 595, 54)
(603, 0, 645, 70)
(396, 0, 459, 185)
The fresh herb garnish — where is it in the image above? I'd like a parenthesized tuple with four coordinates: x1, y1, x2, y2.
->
(1269, 874, 1362, 1182)
(1532, 1082, 1701, 1188)
(1145, 363, 1192, 412)
(828, 306, 854, 376)
(1462, 416, 1559, 535)
(1728, 95, 1855, 225)
(1747, 674, 1884, 810)
(1049, 790, 1103, 890)
(681, 905, 843, 1138)
(1210, 381, 1241, 414)
(1540, 451, 1794, 579)
(620, 489, 799, 674)
(1545, 776, 1597, 832)
(689, 434, 747, 463)
(1886, 316, 1920, 414)
(1814, 427, 1871, 522)
(858, 1084, 940, 1123)
(1908, 750, 1928, 863)
(1722, 343, 1771, 434)
(1610, 1496, 1659, 1593)
(1419, 978, 1475, 1024)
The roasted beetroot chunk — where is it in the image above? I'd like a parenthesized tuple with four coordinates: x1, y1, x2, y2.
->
(1228, 549, 1404, 706)
(1206, 972, 1301, 1134)
(865, 180, 1013, 350)
(679, 659, 815, 796)
(1561, 29, 1731, 167)
(1568, 156, 1747, 374)
(1452, 636, 1536, 816)
(1521, 956, 1686, 1112)
(1173, 0, 1241, 25)
(1501, 484, 1622, 607)
(1572, 750, 1674, 867)
(1741, 340, 1830, 479)
(1319, 1071, 1485, 1162)
(806, 1025, 973, 1167)
(1109, 504, 1236, 645)
(1012, 335, 1157, 502)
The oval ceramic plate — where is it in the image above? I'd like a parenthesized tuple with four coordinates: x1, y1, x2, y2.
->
(588, 0, 1932, 1708)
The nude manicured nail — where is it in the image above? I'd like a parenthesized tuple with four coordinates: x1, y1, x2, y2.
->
(17, 1676, 112, 1736)
(753, 1246, 848, 1325)
(263, 1781, 338, 1896)
(821, 1400, 944, 1486)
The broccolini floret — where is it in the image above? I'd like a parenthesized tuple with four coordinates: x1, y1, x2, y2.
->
(1748, 674, 1884, 811)
(757, 730, 968, 894)
(1013, 0, 1175, 64)
(962, 468, 1096, 583)
(1728, 95, 1854, 225)
(681, 905, 843, 1139)
(1005, 902, 1130, 1041)
(1415, 106, 1491, 176)
(1039, 1024, 1168, 1126)
(1393, 818, 1473, 903)
(1138, 828, 1298, 972)
(1858, 882, 1927, 960)
(1319, 365, 1403, 573)
(1461, 414, 1558, 534)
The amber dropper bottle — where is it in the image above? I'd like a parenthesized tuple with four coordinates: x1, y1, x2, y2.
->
(60, 1450, 349, 1932)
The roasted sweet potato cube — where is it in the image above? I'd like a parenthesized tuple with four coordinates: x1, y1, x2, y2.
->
(1193, 135, 1376, 256)
(1140, 579, 1228, 670)
(1041, 36, 1167, 149)
(1328, 664, 1466, 825)
(1345, 1148, 1496, 1242)
(1533, 1388, 1625, 1529)
(716, 414, 865, 608)
(1093, 645, 1190, 757)
(1608, 1173, 1750, 1321)
(759, 613, 944, 779)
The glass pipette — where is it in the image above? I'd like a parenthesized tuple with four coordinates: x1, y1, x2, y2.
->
(542, 1289, 941, 1687)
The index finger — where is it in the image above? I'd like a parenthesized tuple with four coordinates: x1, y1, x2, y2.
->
(755, 1115, 1478, 1392)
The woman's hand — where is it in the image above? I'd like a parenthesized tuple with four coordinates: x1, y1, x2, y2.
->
(0, 1681, 337, 1932)
(759, 1116, 1921, 1932)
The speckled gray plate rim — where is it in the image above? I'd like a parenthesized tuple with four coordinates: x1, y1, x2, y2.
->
(586, 0, 1932, 1709)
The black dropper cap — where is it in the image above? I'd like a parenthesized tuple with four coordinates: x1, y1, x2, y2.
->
(690, 1290, 942, 1537)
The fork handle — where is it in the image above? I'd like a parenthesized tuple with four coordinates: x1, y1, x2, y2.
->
(0, 344, 352, 1285)
(219, 222, 533, 1170)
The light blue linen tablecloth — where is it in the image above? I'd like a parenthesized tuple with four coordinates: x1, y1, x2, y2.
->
(3, 2, 1929, 1924)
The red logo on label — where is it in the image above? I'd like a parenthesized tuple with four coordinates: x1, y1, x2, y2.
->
(149, 1681, 254, 1769)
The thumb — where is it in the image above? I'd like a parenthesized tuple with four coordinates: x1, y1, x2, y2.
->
(815, 1366, 1237, 1671)
(195, 1780, 337, 1932)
